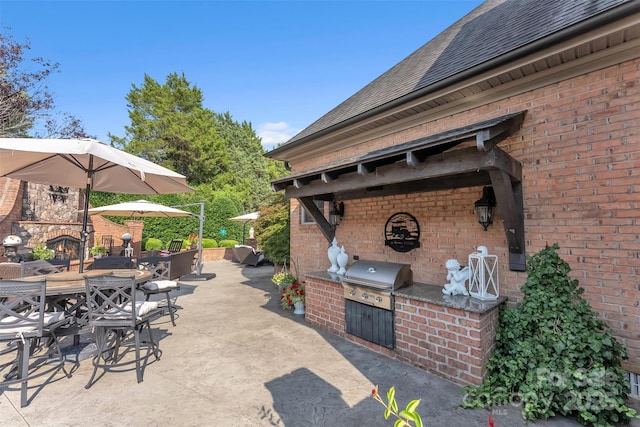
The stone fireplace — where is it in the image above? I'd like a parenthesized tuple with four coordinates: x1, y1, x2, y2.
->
(46, 234, 81, 260)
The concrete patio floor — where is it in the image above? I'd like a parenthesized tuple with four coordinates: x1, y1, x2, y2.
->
(0, 260, 586, 426)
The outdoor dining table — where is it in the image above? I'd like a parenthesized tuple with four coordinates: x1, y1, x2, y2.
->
(17, 269, 153, 330)
(16, 269, 152, 295)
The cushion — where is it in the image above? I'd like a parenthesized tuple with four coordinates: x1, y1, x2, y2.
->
(0, 311, 65, 334)
(103, 301, 159, 321)
(143, 280, 178, 291)
(131, 301, 159, 318)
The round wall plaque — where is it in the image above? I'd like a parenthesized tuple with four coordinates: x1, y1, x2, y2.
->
(384, 212, 420, 252)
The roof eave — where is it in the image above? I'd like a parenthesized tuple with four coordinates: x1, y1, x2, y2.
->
(265, 0, 638, 161)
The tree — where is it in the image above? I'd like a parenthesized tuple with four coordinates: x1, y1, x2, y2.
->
(0, 31, 90, 138)
(255, 192, 290, 264)
(112, 72, 286, 212)
(212, 111, 274, 209)
(111, 73, 227, 185)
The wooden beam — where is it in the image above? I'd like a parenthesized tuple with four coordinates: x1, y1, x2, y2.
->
(298, 197, 334, 243)
(406, 151, 424, 167)
(489, 170, 526, 271)
(321, 172, 334, 183)
(334, 173, 493, 201)
(284, 146, 520, 199)
(358, 163, 373, 176)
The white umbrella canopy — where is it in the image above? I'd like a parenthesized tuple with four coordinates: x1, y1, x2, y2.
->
(0, 138, 193, 272)
(228, 211, 260, 222)
(86, 200, 192, 218)
(229, 211, 260, 244)
(0, 138, 189, 193)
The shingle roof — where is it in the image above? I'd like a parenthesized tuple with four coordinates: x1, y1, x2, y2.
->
(279, 0, 635, 148)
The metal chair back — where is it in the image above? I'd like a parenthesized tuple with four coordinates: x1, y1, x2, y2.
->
(167, 239, 184, 253)
(84, 275, 139, 329)
(90, 256, 135, 270)
(136, 256, 171, 281)
(20, 260, 67, 277)
(0, 279, 46, 338)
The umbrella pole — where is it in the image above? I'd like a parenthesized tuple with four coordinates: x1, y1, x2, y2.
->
(197, 201, 204, 275)
(171, 201, 214, 281)
(79, 159, 93, 273)
(242, 222, 246, 245)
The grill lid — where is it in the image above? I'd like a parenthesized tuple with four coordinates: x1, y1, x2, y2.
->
(343, 260, 412, 290)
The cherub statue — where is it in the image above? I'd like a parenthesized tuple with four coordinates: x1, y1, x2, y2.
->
(442, 259, 470, 296)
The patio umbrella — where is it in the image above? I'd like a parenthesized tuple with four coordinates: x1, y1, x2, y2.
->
(0, 138, 193, 272)
(87, 200, 214, 280)
(229, 211, 260, 244)
(86, 199, 192, 218)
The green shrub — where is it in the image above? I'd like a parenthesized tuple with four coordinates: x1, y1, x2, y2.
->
(255, 193, 289, 264)
(462, 244, 638, 426)
(218, 239, 238, 248)
(144, 238, 163, 251)
(201, 238, 218, 248)
(31, 243, 54, 260)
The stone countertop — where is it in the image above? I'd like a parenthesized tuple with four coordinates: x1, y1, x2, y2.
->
(394, 283, 506, 314)
(304, 270, 344, 284)
(304, 271, 506, 314)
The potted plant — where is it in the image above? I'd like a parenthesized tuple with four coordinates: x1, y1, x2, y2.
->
(271, 270, 296, 289)
(280, 281, 305, 314)
(90, 245, 108, 258)
(31, 243, 54, 260)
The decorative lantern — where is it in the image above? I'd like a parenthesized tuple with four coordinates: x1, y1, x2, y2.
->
(468, 245, 499, 300)
(474, 186, 496, 231)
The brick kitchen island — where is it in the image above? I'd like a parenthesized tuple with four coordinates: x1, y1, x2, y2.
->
(304, 271, 506, 386)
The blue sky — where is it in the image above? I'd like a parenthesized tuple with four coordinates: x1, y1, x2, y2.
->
(0, 0, 483, 149)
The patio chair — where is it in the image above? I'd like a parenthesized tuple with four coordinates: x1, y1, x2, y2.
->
(90, 256, 135, 270)
(167, 239, 184, 253)
(20, 259, 67, 277)
(136, 256, 180, 326)
(48, 259, 71, 272)
(233, 245, 265, 267)
(0, 279, 73, 407)
(101, 235, 113, 256)
(84, 275, 162, 388)
(0, 262, 22, 280)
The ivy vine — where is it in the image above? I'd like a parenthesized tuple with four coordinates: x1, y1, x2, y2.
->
(461, 244, 638, 427)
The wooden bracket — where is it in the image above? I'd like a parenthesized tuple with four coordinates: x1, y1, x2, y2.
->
(489, 170, 526, 271)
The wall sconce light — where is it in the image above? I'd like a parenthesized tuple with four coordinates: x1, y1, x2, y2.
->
(329, 201, 345, 226)
(474, 186, 496, 231)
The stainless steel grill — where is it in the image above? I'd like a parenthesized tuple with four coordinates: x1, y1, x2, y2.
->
(343, 260, 412, 291)
(342, 260, 412, 348)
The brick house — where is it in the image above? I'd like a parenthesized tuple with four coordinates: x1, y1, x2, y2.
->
(267, 0, 640, 388)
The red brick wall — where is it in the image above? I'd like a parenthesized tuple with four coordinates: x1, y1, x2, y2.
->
(290, 59, 640, 373)
(394, 296, 500, 386)
(0, 179, 23, 261)
(305, 276, 501, 386)
(304, 276, 345, 336)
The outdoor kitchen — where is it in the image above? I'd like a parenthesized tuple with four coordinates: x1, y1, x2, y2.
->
(304, 252, 506, 387)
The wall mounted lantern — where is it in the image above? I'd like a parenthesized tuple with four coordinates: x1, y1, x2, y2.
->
(474, 186, 496, 231)
(329, 201, 344, 226)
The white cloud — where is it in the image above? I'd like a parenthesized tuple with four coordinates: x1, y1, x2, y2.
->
(257, 122, 301, 150)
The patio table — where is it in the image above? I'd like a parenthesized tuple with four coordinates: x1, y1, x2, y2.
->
(17, 269, 152, 329)
(16, 269, 152, 295)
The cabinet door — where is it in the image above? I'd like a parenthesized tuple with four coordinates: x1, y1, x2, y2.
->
(345, 299, 395, 349)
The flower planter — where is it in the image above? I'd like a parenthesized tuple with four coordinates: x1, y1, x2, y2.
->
(294, 301, 305, 315)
